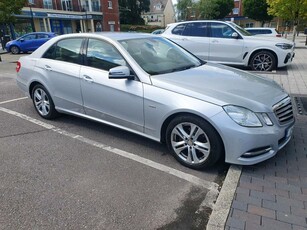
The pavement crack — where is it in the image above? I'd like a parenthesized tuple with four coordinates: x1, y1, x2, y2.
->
(0, 129, 50, 139)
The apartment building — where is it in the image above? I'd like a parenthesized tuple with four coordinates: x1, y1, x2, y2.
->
(11, 0, 119, 38)
(141, 0, 175, 27)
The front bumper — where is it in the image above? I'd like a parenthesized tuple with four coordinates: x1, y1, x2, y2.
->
(210, 111, 295, 165)
(277, 49, 295, 67)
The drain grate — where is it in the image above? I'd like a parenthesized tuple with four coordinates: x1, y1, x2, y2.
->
(294, 97, 307, 115)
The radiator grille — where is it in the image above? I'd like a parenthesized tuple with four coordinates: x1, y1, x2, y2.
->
(273, 97, 294, 125)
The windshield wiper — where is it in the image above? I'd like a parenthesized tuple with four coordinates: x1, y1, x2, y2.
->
(170, 64, 197, 72)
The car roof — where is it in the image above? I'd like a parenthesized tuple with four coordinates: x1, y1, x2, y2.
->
(167, 20, 227, 26)
(54, 32, 156, 41)
(245, 28, 275, 30)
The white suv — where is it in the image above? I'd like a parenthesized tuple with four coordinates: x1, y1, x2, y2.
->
(162, 21, 294, 71)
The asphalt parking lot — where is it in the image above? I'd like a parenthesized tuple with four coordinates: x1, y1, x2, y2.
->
(0, 53, 228, 229)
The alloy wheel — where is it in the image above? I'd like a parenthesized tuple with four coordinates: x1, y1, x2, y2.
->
(252, 53, 273, 71)
(170, 122, 211, 165)
(33, 88, 51, 116)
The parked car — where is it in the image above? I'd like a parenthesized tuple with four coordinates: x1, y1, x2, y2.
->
(245, 27, 281, 37)
(151, 29, 165, 35)
(16, 33, 294, 169)
(5, 32, 57, 54)
(162, 21, 294, 71)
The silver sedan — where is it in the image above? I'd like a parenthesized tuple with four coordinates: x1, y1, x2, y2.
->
(16, 32, 295, 169)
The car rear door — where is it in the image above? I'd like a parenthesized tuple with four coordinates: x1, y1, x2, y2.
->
(208, 22, 244, 65)
(35, 38, 84, 113)
(80, 38, 144, 133)
(165, 22, 209, 60)
(34, 33, 51, 50)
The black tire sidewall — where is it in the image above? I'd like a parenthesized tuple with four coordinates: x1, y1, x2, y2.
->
(10, 45, 20, 54)
(166, 115, 223, 169)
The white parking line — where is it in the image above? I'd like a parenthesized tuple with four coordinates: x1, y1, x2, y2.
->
(0, 97, 28, 105)
(0, 106, 219, 191)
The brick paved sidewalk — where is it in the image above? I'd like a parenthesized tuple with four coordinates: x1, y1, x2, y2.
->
(225, 37, 307, 230)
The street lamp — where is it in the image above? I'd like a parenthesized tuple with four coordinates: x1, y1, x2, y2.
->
(28, 1, 36, 32)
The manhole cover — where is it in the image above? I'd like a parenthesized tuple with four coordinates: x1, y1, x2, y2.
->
(294, 97, 307, 115)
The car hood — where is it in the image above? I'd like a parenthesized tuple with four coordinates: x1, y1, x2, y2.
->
(150, 63, 288, 112)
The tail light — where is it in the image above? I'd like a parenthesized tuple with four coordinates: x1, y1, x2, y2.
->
(276, 34, 282, 37)
(16, 61, 21, 72)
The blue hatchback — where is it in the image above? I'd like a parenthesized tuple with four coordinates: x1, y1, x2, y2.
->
(5, 32, 57, 54)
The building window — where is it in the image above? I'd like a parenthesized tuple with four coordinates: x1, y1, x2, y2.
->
(39, 19, 46, 31)
(28, 0, 35, 4)
(43, 0, 53, 9)
(108, 1, 112, 9)
(92, 0, 100, 11)
(232, 8, 239, 14)
(245, 23, 254, 28)
(61, 0, 73, 11)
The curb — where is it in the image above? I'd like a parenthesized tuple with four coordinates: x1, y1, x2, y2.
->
(207, 165, 242, 230)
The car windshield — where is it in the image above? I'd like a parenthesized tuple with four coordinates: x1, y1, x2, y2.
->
(228, 22, 252, 36)
(119, 37, 203, 75)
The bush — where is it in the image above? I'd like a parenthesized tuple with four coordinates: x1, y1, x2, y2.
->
(120, 24, 165, 33)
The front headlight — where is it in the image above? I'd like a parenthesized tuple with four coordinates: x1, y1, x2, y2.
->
(275, 43, 293, 50)
(223, 105, 262, 127)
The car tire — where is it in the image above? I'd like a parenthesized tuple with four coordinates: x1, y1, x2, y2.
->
(31, 84, 59, 119)
(166, 115, 223, 169)
(250, 51, 276, 71)
(10, 45, 20, 54)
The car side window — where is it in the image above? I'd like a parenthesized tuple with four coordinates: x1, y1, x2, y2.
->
(42, 38, 83, 64)
(85, 39, 126, 71)
(264, 30, 272, 34)
(172, 24, 186, 35)
(210, 23, 235, 38)
(182, 22, 208, 37)
(23, 34, 36, 40)
(37, 34, 49, 39)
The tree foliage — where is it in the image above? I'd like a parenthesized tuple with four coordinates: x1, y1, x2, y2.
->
(119, 0, 150, 24)
(266, 0, 307, 21)
(198, 0, 233, 19)
(215, 0, 234, 19)
(267, 0, 307, 41)
(0, 0, 26, 24)
(243, 0, 273, 26)
(176, 0, 193, 21)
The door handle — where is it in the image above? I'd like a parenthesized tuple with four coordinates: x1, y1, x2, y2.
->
(44, 65, 52, 71)
(211, 39, 219, 43)
(83, 75, 94, 83)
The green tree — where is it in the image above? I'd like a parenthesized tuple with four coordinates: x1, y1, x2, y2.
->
(215, 0, 234, 19)
(119, 0, 150, 24)
(0, 0, 26, 24)
(176, 0, 194, 21)
(267, 0, 307, 41)
(198, 0, 233, 19)
(243, 0, 273, 26)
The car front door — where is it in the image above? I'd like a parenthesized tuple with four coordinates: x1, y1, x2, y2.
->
(208, 22, 244, 65)
(19, 34, 37, 51)
(80, 38, 144, 133)
(35, 38, 84, 113)
(166, 22, 210, 61)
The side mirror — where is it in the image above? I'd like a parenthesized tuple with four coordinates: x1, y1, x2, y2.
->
(109, 66, 134, 80)
(231, 32, 239, 39)
(19, 38, 25, 42)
